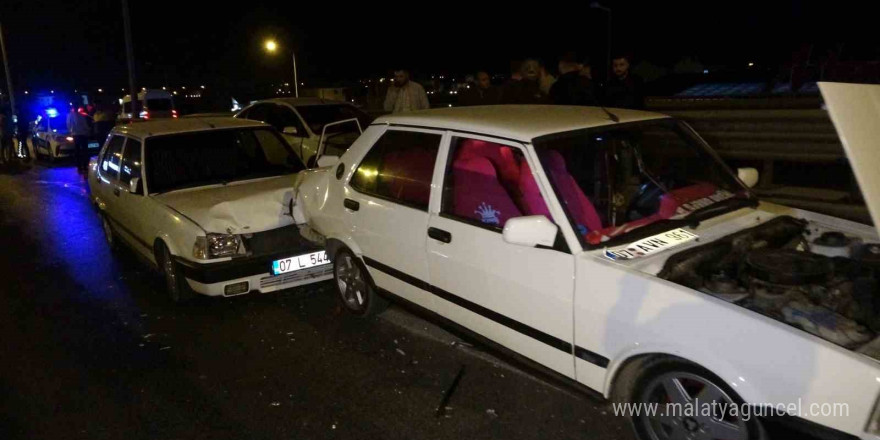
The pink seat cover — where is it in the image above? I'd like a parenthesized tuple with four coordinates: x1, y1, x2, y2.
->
(543, 150, 603, 234)
(451, 156, 522, 227)
(456, 139, 521, 190)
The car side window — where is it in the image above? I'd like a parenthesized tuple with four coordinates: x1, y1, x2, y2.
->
(100, 135, 126, 180)
(441, 137, 548, 230)
(120, 139, 142, 185)
(274, 105, 306, 136)
(349, 130, 441, 210)
(243, 104, 268, 124)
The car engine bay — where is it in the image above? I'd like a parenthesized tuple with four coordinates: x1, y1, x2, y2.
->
(658, 215, 880, 353)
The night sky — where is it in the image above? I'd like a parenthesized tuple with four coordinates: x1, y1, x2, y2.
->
(1, 0, 877, 93)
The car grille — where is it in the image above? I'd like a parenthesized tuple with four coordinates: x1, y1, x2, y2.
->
(243, 224, 313, 256)
(259, 264, 333, 289)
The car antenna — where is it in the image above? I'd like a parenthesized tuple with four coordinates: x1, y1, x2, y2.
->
(600, 106, 620, 123)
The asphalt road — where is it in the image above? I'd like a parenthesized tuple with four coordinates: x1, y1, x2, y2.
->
(0, 160, 634, 440)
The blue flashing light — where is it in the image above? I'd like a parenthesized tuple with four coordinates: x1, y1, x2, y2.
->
(45, 107, 59, 118)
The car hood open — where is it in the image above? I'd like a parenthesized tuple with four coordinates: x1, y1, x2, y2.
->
(819, 82, 880, 233)
(153, 175, 297, 235)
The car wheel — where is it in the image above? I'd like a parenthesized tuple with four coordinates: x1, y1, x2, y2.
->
(630, 358, 763, 440)
(100, 214, 117, 249)
(333, 249, 387, 317)
(157, 242, 194, 303)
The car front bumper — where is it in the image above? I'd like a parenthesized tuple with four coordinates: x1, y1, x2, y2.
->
(173, 225, 333, 297)
(175, 250, 333, 297)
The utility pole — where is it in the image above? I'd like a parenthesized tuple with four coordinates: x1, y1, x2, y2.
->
(0, 22, 17, 120)
(121, 0, 138, 117)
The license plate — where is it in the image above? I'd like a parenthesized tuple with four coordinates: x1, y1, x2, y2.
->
(88, 142, 100, 149)
(272, 251, 330, 275)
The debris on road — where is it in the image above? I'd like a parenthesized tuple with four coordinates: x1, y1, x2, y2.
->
(435, 365, 466, 418)
(395, 348, 406, 356)
(486, 409, 497, 417)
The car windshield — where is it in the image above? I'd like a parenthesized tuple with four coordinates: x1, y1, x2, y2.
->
(295, 104, 371, 135)
(145, 128, 303, 194)
(534, 119, 750, 247)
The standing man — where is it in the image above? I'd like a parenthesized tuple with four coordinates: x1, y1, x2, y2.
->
(501, 59, 549, 104)
(603, 54, 644, 109)
(550, 53, 598, 106)
(383, 70, 430, 113)
(67, 105, 91, 174)
(460, 71, 500, 106)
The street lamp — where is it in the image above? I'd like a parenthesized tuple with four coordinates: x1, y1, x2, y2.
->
(264, 39, 298, 98)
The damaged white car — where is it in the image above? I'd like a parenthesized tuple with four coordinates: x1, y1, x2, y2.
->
(89, 118, 332, 302)
(293, 82, 880, 439)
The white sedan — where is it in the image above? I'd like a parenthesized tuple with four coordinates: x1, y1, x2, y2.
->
(293, 82, 880, 439)
(89, 118, 332, 302)
(235, 98, 370, 167)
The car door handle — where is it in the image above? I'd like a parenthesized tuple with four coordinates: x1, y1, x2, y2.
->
(343, 198, 360, 211)
(113, 187, 121, 196)
(428, 227, 452, 244)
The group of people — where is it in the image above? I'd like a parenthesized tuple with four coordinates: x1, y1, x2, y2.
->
(382, 54, 645, 113)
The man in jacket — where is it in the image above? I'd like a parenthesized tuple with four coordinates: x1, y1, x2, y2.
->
(67, 106, 91, 174)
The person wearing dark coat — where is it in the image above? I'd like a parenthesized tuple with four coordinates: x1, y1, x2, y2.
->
(460, 71, 501, 106)
(603, 55, 645, 109)
(550, 55, 598, 106)
(501, 59, 549, 104)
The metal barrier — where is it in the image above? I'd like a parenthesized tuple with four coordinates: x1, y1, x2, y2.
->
(647, 97, 869, 224)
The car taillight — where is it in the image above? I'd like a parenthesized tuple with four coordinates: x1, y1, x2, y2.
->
(172, 109, 178, 118)
(65, 136, 74, 142)
(139, 110, 149, 119)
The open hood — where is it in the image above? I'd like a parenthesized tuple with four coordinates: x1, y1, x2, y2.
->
(154, 175, 296, 235)
(819, 82, 880, 232)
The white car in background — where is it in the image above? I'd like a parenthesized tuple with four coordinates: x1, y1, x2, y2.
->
(235, 98, 371, 167)
(293, 83, 880, 439)
(120, 89, 177, 121)
(30, 112, 100, 161)
(88, 118, 332, 302)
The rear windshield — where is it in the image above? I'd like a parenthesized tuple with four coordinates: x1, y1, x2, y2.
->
(295, 104, 371, 134)
(145, 128, 303, 194)
(146, 99, 173, 111)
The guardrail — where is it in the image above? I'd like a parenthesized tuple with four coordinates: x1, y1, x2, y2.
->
(647, 97, 869, 224)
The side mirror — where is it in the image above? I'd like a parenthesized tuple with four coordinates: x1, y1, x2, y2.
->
(282, 126, 299, 135)
(129, 177, 143, 195)
(502, 215, 558, 247)
(737, 167, 759, 188)
(316, 155, 339, 168)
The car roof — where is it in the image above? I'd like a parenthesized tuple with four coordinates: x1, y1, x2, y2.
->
(111, 117, 267, 138)
(373, 105, 669, 142)
(254, 97, 351, 107)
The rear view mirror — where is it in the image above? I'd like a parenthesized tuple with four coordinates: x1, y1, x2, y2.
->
(282, 126, 299, 135)
(502, 215, 558, 247)
(317, 155, 339, 168)
(737, 167, 759, 188)
(129, 177, 143, 195)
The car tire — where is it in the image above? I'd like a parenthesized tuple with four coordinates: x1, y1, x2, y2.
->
(333, 248, 387, 317)
(628, 357, 764, 440)
(157, 242, 194, 303)
(100, 213, 117, 250)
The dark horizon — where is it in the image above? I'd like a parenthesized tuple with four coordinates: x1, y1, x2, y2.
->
(2, 0, 878, 94)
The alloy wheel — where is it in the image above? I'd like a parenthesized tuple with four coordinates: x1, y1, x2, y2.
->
(638, 371, 748, 440)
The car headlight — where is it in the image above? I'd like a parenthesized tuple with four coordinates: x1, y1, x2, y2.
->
(192, 234, 244, 259)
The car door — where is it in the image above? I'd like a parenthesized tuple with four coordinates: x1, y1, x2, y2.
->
(272, 105, 312, 163)
(113, 137, 154, 257)
(345, 127, 444, 309)
(95, 134, 126, 219)
(425, 134, 577, 377)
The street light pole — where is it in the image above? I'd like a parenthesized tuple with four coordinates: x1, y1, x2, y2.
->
(590, 2, 612, 83)
(292, 52, 298, 97)
(0, 22, 17, 120)
(121, 0, 138, 117)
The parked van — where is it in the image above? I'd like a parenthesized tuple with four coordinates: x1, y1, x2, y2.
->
(120, 89, 176, 121)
